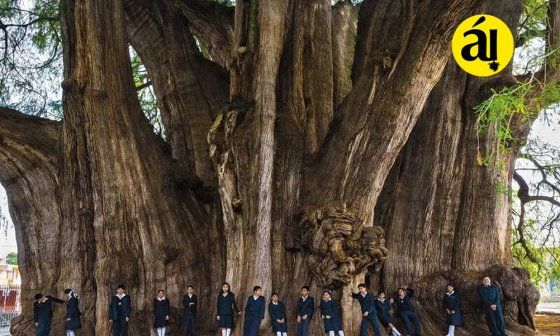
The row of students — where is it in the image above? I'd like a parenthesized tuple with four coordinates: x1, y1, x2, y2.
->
(32, 276, 506, 336)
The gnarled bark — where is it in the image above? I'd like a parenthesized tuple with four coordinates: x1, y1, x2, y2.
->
(1, 0, 545, 335)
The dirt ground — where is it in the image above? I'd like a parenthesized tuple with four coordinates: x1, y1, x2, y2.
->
(535, 314, 560, 336)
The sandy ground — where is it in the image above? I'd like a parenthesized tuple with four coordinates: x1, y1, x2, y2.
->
(536, 313, 560, 336)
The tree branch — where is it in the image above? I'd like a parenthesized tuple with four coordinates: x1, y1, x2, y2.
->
(124, 0, 228, 186)
(0, 107, 60, 186)
(167, 0, 234, 69)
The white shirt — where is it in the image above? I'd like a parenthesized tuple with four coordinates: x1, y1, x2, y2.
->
(116, 293, 125, 299)
(253, 295, 259, 300)
(446, 291, 455, 296)
(157, 297, 166, 301)
(301, 296, 308, 301)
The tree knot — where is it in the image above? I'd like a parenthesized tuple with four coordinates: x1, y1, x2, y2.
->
(294, 204, 388, 288)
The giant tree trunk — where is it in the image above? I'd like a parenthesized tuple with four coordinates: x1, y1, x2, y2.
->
(0, 0, 544, 335)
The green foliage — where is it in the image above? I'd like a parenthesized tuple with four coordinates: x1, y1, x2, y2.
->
(519, 0, 548, 42)
(5, 252, 17, 265)
(0, 0, 62, 118)
(474, 83, 533, 159)
(129, 48, 164, 135)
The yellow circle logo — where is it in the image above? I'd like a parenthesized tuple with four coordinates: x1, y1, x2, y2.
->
(452, 14, 514, 77)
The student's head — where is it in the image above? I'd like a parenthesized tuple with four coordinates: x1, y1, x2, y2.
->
(377, 291, 386, 299)
(271, 292, 278, 302)
(358, 283, 367, 294)
(253, 286, 262, 296)
(446, 284, 455, 293)
(481, 276, 491, 286)
(116, 284, 125, 294)
(34, 293, 44, 301)
(187, 285, 194, 295)
(322, 290, 332, 301)
(301, 286, 310, 297)
(397, 288, 406, 297)
(221, 282, 231, 293)
(158, 289, 165, 298)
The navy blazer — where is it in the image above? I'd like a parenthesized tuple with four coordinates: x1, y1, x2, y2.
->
(34, 296, 64, 323)
(268, 301, 286, 321)
(477, 284, 502, 309)
(351, 292, 376, 314)
(245, 296, 265, 320)
(395, 295, 416, 315)
(65, 296, 82, 330)
(217, 292, 239, 316)
(182, 294, 198, 315)
(108, 295, 132, 320)
(297, 296, 314, 319)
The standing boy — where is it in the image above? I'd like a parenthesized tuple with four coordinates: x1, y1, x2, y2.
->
(33, 293, 64, 336)
(351, 283, 382, 336)
(296, 286, 314, 336)
(108, 284, 132, 336)
(244, 286, 265, 336)
(395, 287, 422, 336)
(374, 292, 402, 336)
(182, 285, 198, 336)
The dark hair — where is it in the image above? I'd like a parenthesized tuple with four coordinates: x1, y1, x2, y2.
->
(187, 285, 194, 289)
(482, 275, 491, 280)
(34, 293, 44, 300)
(397, 287, 406, 292)
(117, 284, 125, 290)
(301, 286, 310, 291)
(271, 292, 278, 298)
(221, 282, 231, 293)
(158, 289, 165, 294)
(358, 283, 367, 289)
(446, 283, 455, 288)
(253, 286, 262, 292)
(322, 290, 332, 296)
(64, 289, 72, 294)
(377, 291, 385, 296)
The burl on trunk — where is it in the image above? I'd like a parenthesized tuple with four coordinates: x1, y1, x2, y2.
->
(0, 0, 550, 336)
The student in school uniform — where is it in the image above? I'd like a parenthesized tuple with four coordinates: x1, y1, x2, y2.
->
(33, 292, 64, 336)
(350, 283, 382, 336)
(320, 290, 344, 336)
(153, 290, 170, 336)
(443, 284, 463, 336)
(296, 286, 314, 336)
(182, 285, 198, 336)
(477, 276, 506, 336)
(395, 287, 422, 336)
(244, 286, 266, 336)
(217, 282, 241, 336)
(108, 284, 132, 336)
(268, 292, 287, 336)
(374, 292, 402, 336)
(64, 289, 81, 336)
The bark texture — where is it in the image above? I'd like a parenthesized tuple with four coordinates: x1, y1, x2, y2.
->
(0, 0, 545, 335)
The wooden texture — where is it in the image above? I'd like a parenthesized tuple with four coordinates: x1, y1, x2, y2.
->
(0, 0, 544, 335)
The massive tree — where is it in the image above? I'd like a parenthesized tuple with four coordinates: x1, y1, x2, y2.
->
(0, 0, 557, 335)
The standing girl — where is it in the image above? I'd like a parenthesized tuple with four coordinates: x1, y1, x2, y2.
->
(320, 290, 344, 336)
(443, 284, 463, 336)
(153, 290, 170, 336)
(217, 282, 240, 336)
(64, 289, 81, 336)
